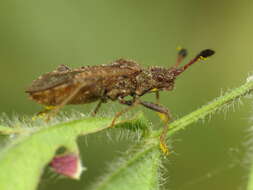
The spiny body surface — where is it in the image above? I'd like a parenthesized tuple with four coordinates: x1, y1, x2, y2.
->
(26, 59, 184, 106)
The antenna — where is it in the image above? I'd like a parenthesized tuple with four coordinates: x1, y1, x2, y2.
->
(175, 49, 215, 76)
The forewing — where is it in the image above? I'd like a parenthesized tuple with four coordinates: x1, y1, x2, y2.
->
(26, 59, 141, 93)
(87, 58, 141, 78)
(25, 71, 81, 93)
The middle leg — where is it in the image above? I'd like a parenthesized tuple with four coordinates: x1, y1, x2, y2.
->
(91, 100, 103, 116)
(155, 91, 160, 104)
(109, 97, 138, 128)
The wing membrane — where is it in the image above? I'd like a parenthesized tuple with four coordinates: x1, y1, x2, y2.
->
(26, 59, 141, 93)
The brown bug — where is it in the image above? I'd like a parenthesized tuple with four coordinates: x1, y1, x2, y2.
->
(26, 48, 215, 154)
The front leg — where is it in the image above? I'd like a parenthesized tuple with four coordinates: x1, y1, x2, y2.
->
(139, 100, 171, 155)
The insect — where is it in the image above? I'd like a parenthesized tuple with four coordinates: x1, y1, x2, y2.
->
(26, 48, 215, 154)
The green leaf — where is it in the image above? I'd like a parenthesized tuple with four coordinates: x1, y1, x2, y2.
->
(0, 115, 147, 190)
(89, 143, 161, 190)
(1, 77, 253, 190)
(0, 125, 26, 135)
(247, 163, 253, 190)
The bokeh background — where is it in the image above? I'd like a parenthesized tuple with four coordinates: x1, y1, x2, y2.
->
(0, 0, 253, 189)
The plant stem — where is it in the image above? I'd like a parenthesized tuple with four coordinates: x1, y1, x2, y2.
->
(152, 78, 253, 139)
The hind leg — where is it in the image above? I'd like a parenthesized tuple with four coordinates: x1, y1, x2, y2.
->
(45, 83, 87, 121)
(32, 106, 57, 121)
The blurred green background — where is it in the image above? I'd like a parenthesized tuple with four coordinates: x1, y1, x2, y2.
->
(0, 0, 253, 189)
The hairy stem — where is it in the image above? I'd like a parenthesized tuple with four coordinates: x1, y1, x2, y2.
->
(90, 143, 160, 190)
(152, 78, 253, 139)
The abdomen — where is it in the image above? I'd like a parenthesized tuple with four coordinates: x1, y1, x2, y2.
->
(27, 83, 102, 106)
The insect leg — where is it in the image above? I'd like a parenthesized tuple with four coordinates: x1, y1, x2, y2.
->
(91, 89, 107, 116)
(46, 82, 89, 120)
(32, 106, 57, 120)
(109, 97, 138, 128)
(155, 91, 160, 104)
(91, 100, 103, 116)
(139, 100, 171, 155)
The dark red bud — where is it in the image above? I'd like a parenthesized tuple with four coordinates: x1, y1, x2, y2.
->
(50, 153, 85, 179)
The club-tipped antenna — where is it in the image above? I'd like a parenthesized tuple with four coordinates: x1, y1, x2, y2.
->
(174, 48, 188, 68)
(175, 49, 215, 76)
